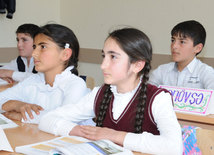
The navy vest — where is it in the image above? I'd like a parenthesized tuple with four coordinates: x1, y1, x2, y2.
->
(16, 56, 37, 73)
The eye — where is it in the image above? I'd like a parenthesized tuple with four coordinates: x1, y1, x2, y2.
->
(171, 39, 175, 43)
(41, 45, 46, 49)
(180, 40, 185, 44)
(111, 55, 117, 59)
(101, 53, 105, 58)
(33, 45, 36, 49)
(22, 38, 28, 42)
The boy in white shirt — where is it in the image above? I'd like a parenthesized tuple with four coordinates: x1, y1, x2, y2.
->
(149, 20, 214, 90)
(0, 23, 40, 84)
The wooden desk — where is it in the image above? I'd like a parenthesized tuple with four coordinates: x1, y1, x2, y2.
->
(176, 112, 214, 130)
(1, 121, 145, 155)
(1, 121, 57, 154)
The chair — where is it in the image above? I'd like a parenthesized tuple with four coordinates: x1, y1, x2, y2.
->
(80, 75, 95, 90)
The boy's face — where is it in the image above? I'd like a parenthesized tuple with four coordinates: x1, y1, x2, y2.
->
(170, 35, 202, 67)
(16, 33, 34, 59)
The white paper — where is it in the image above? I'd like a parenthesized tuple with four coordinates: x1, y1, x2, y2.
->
(0, 113, 18, 129)
(0, 127, 14, 152)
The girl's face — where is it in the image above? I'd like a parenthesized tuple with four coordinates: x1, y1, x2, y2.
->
(32, 34, 65, 74)
(16, 33, 34, 59)
(101, 37, 140, 93)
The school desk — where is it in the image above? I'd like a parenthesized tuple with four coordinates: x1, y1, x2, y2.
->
(1, 120, 148, 155)
(176, 112, 214, 130)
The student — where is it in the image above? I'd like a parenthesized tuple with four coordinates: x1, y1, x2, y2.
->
(39, 28, 183, 154)
(149, 20, 214, 90)
(0, 24, 89, 124)
(0, 23, 40, 84)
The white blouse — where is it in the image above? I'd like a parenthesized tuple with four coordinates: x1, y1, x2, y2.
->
(39, 84, 183, 155)
(0, 66, 90, 124)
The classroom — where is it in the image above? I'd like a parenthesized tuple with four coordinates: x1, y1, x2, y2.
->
(0, 0, 214, 154)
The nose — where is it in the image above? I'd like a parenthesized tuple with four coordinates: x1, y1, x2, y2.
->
(100, 57, 108, 70)
(32, 47, 38, 58)
(17, 40, 22, 48)
(171, 40, 178, 50)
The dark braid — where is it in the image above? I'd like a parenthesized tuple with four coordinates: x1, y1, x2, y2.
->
(96, 85, 112, 127)
(134, 62, 151, 133)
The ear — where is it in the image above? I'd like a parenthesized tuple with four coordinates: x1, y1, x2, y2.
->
(194, 43, 203, 54)
(132, 60, 145, 74)
(61, 48, 72, 61)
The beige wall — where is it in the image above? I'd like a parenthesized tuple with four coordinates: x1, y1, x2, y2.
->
(61, 0, 214, 86)
(1, 0, 214, 86)
(0, 0, 60, 47)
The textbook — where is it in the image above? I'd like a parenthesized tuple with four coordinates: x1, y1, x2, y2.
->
(15, 136, 133, 155)
(0, 113, 18, 129)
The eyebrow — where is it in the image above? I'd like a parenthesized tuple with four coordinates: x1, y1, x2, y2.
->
(101, 50, 121, 56)
(37, 42, 48, 45)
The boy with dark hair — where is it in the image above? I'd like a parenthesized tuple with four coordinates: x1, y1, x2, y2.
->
(0, 23, 39, 84)
(149, 20, 214, 89)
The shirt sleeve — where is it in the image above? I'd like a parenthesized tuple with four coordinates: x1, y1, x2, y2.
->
(200, 65, 214, 90)
(123, 91, 183, 155)
(148, 66, 164, 87)
(39, 87, 100, 136)
(0, 59, 17, 70)
(0, 81, 28, 110)
(12, 71, 34, 82)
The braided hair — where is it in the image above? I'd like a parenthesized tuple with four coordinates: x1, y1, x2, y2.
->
(35, 24, 79, 75)
(96, 28, 152, 133)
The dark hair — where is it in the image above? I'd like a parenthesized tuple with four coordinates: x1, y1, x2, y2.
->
(16, 23, 40, 38)
(171, 20, 206, 55)
(35, 24, 79, 75)
(96, 28, 152, 133)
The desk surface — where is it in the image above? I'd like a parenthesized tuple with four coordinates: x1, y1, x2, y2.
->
(1, 121, 145, 155)
(176, 112, 214, 130)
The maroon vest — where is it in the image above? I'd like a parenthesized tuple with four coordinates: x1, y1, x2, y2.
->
(94, 83, 170, 135)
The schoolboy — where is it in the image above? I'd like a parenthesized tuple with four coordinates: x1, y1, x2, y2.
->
(0, 23, 39, 84)
(149, 20, 214, 90)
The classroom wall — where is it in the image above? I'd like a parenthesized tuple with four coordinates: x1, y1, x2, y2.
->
(1, 0, 214, 86)
(60, 0, 214, 86)
(0, 0, 60, 47)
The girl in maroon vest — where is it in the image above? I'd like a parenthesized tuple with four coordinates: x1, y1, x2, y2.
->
(39, 28, 183, 154)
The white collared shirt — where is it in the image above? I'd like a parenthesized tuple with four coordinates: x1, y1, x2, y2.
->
(0, 66, 90, 124)
(39, 83, 182, 154)
(149, 58, 214, 90)
(0, 56, 35, 82)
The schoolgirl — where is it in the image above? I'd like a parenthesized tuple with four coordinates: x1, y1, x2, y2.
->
(0, 24, 89, 124)
(39, 28, 182, 154)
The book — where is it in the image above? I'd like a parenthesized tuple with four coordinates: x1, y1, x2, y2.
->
(0, 127, 13, 152)
(0, 113, 18, 129)
(15, 136, 133, 155)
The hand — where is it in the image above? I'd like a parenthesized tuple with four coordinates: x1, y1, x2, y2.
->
(1, 77, 15, 84)
(0, 69, 14, 78)
(17, 103, 44, 121)
(3, 111, 22, 121)
(78, 126, 127, 146)
(2, 101, 44, 121)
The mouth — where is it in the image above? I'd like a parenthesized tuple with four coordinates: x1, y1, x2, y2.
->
(34, 60, 40, 64)
(103, 72, 110, 77)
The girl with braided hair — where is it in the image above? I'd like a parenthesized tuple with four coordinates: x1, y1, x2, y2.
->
(39, 27, 182, 154)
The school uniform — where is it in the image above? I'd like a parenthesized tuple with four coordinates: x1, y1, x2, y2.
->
(0, 66, 90, 124)
(149, 58, 214, 90)
(39, 82, 182, 155)
(0, 56, 36, 82)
